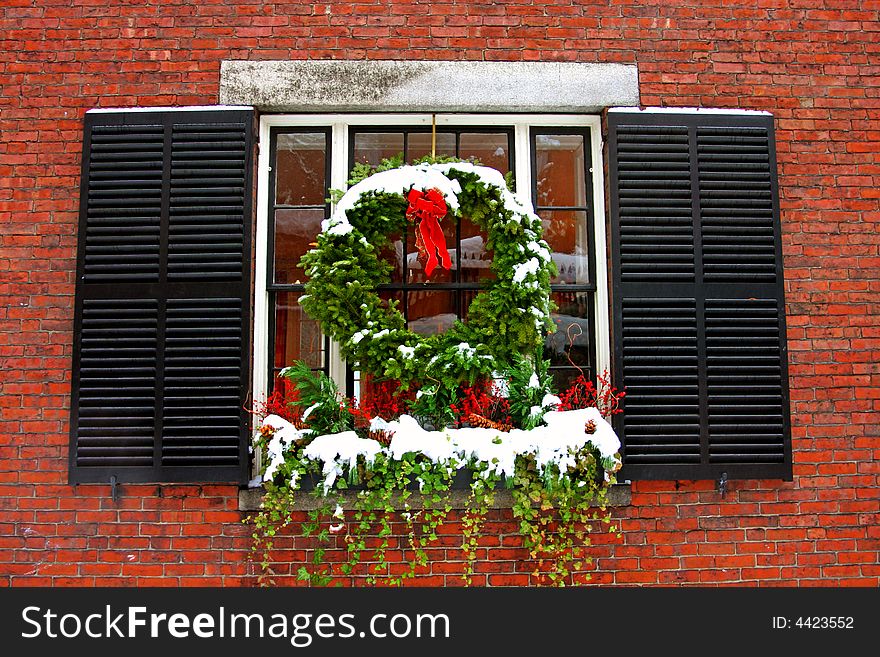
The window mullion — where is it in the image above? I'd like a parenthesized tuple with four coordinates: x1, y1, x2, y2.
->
(328, 122, 349, 391)
(587, 118, 612, 377)
(252, 117, 273, 409)
(513, 123, 532, 198)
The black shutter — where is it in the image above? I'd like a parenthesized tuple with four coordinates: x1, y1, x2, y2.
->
(607, 109, 792, 481)
(69, 108, 255, 484)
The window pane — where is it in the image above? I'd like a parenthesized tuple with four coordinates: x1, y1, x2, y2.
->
(549, 367, 592, 394)
(378, 232, 405, 284)
(407, 290, 457, 335)
(546, 291, 592, 368)
(407, 132, 455, 162)
(459, 132, 511, 173)
(540, 209, 590, 285)
(274, 292, 325, 371)
(274, 208, 325, 284)
(406, 216, 456, 283)
(534, 133, 586, 207)
(275, 133, 326, 206)
(460, 289, 479, 319)
(353, 132, 404, 167)
(379, 290, 404, 313)
(459, 216, 494, 283)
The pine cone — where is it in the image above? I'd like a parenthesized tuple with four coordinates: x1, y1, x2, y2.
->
(467, 413, 512, 433)
(584, 419, 597, 434)
(369, 429, 393, 446)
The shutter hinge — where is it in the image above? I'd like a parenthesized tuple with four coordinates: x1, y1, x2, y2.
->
(110, 474, 120, 503)
(717, 471, 729, 498)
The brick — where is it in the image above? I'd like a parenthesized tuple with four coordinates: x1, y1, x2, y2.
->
(488, 574, 531, 586)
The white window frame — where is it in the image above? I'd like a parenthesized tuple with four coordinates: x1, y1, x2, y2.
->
(253, 113, 610, 405)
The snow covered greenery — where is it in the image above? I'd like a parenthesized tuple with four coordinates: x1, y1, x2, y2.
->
(248, 159, 624, 586)
(251, 360, 623, 586)
(298, 160, 556, 389)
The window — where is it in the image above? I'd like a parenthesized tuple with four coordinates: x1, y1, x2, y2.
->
(254, 115, 611, 404)
(531, 129, 597, 389)
(68, 106, 790, 484)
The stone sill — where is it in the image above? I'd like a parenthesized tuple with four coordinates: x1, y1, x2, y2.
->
(239, 482, 631, 512)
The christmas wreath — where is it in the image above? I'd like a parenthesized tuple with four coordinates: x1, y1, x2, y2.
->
(298, 161, 557, 387)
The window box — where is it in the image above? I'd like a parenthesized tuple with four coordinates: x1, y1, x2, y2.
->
(238, 480, 632, 512)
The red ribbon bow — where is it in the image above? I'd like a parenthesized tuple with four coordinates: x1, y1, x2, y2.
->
(406, 187, 451, 278)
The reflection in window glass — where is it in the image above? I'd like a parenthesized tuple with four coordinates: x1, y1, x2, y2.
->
(534, 134, 586, 207)
(539, 209, 590, 286)
(407, 290, 457, 336)
(354, 132, 404, 167)
(407, 132, 455, 162)
(273, 292, 325, 373)
(275, 133, 327, 206)
(459, 133, 511, 173)
(273, 208, 325, 285)
(377, 232, 405, 284)
(546, 292, 592, 370)
(546, 291, 593, 392)
(460, 289, 479, 319)
(459, 216, 494, 283)
(269, 130, 330, 392)
(549, 367, 587, 394)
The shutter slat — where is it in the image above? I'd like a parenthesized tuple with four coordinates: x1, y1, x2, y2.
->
(705, 298, 787, 464)
(609, 109, 791, 481)
(698, 126, 778, 283)
(70, 108, 254, 484)
(620, 298, 702, 464)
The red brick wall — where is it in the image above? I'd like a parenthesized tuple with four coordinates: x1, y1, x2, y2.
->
(1, 0, 878, 586)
